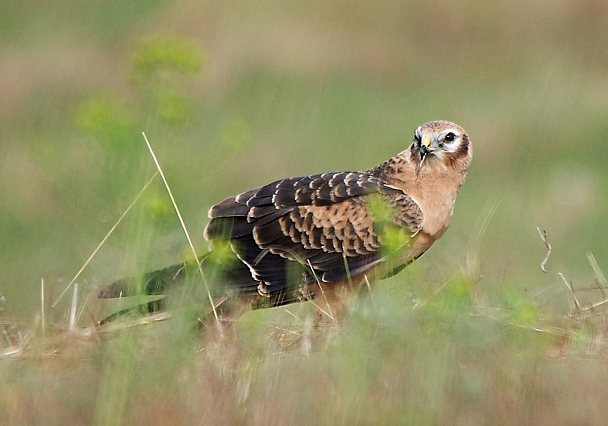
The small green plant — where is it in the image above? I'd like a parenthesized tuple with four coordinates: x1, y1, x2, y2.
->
(75, 34, 205, 162)
(129, 35, 205, 127)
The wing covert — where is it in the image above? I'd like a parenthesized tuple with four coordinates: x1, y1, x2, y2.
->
(204, 171, 423, 297)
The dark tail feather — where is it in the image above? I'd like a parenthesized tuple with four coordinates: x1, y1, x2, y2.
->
(96, 251, 260, 325)
(96, 254, 214, 326)
(97, 300, 165, 326)
(98, 261, 196, 299)
(96, 250, 320, 326)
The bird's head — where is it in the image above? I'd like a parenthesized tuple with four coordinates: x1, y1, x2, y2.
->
(411, 120, 472, 172)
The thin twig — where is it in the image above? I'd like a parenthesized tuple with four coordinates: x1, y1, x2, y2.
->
(282, 309, 299, 321)
(307, 259, 334, 320)
(530, 282, 559, 299)
(76, 288, 93, 326)
(537, 227, 552, 273)
(308, 296, 335, 321)
(588, 252, 608, 298)
(95, 311, 172, 333)
(141, 132, 221, 329)
(581, 298, 608, 313)
(53, 171, 159, 307)
(40, 278, 45, 340)
(558, 272, 582, 313)
(363, 274, 378, 312)
(467, 200, 498, 278)
(413, 279, 451, 310)
(69, 283, 78, 331)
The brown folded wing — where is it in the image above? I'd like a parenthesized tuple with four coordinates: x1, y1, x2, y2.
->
(204, 172, 423, 298)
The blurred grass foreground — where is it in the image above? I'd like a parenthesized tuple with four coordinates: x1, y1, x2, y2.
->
(2, 1, 608, 425)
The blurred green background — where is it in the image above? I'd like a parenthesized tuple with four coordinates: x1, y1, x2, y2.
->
(1, 0, 607, 320)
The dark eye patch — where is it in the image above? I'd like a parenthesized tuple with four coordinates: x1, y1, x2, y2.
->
(444, 132, 456, 142)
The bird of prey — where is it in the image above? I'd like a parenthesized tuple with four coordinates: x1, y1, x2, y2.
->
(98, 120, 472, 325)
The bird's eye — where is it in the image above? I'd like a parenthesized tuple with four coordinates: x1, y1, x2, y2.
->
(414, 132, 421, 142)
(444, 132, 456, 142)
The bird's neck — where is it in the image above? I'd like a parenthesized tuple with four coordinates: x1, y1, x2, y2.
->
(371, 152, 468, 238)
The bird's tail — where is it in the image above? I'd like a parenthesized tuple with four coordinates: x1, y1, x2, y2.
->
(96, 247, 319, 326)
(98, 260, 200, 299)
(96, 250, 259, 325)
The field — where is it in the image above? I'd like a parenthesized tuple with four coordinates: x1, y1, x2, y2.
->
(2, 1, 608, 424)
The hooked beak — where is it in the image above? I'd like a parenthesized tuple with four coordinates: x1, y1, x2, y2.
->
(418, 136, 433, 167)
(420, 136, 432, 156)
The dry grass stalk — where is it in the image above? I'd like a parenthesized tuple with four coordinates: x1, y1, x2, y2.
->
(141, 132, 221, 331)
(52, 171, 159, 307)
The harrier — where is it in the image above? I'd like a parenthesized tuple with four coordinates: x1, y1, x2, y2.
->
(99, 120, 472, 325)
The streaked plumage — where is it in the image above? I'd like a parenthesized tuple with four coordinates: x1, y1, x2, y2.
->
(98, 120, 472, 324)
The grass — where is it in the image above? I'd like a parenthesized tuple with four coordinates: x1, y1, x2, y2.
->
(4, 265, 608, 425)
(2, 0, 608, 424)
